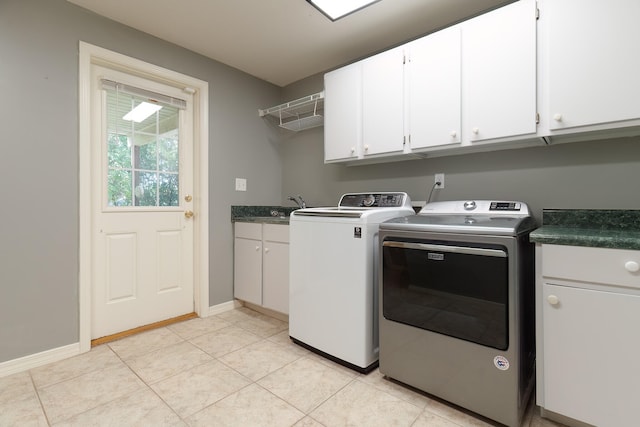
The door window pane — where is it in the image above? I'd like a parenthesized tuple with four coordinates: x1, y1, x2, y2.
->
(134, 171, 157, 206)
(105, 88, 180, 207)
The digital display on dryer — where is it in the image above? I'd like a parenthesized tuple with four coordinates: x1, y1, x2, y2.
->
(489, 202, 521, 211)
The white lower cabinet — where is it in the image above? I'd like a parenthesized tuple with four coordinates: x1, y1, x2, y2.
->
(537, 244, 640, 427)
(234, 222, 289, 314)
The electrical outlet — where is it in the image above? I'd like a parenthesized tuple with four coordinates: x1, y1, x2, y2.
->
(235, 178, 247, 191)
(435, 173, 445, 189)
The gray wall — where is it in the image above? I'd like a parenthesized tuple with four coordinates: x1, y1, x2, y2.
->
(281, 75, 640, 219)
(2, 0, 640, 366)
(0, 0, 282, 363)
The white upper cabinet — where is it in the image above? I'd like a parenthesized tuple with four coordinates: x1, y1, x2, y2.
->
(323, 0, 539, 164)
(407, 25, 461, 150)
(324, 62, 362, 162)
(461, 0, 537, 143)
(361, 46, 406, 157)
(540, 0, 640, 132)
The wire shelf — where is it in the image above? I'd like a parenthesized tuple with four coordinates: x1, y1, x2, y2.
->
(259, 91, 324, 131)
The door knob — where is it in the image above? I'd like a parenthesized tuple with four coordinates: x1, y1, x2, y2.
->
(184, 194, 193, 202)
(184, 210, 194, 219)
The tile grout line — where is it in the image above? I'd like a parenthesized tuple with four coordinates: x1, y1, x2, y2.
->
(27, 370, 52, 427)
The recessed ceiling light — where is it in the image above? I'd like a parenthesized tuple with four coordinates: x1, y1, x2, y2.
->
(307, 0, 381, 21)
(123, 102, 162, 123)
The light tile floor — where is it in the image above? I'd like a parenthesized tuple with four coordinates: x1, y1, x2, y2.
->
(0, 307, 567, 426)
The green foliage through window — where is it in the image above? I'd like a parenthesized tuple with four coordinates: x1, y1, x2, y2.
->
(106, 89, 180, 207)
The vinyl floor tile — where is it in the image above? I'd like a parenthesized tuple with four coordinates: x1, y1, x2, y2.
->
(167, 315, 231, 340)
(38, 363, 145, 424)
(2, 306, 566, 427)
(107, 327, 184, 361)
(258, 356, 354, 413)
(186, 383, 304, 427)
(125, 341, 213, 384)
(150, 359, 251, 418)
(0, 389, 48, 427)
(52, 388, 185, 427)
(0, 370, 34, 404)
(188, 325, 262, 358)
(30, 345, 121, 389)
(218, 339, 301, 381)
(310, 379, 422, 427)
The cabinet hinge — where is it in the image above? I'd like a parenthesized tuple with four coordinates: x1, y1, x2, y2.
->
(536, 3, 540, 20)
(536, 113, 540, 124)
(403, 54, 406, 65)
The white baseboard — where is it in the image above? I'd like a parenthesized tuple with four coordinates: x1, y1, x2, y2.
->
(0, 343, 81, 378)
(207, 299, 243, 316)
(0, 301, 243, 378)
(242, 302, 289, 323)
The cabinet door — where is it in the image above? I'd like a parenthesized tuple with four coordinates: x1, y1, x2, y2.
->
(362, 46, 405, 156)
(324, 62, 362, 162)
(542, 283, 640, 426)
(233, 237, 262, 305)
(262, 241, 289, 314)
(408, 25, 461, 150)
(462, 0, 536, 142)
(542, 0, 640, 130)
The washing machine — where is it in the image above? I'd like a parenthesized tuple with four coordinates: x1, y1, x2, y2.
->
(289, 192, 414, 372)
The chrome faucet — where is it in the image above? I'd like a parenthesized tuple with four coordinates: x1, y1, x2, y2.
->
(288, 195, 306, 209)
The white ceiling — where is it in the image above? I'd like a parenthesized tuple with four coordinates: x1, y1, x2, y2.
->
(68, 0, 513, 87)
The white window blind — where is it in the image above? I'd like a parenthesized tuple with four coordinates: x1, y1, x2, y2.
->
(101, 79, 187, 110)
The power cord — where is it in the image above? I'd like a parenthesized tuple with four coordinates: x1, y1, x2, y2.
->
(427, 181, 442, 203)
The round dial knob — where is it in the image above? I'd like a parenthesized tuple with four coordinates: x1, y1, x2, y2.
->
(463, 201, 477, 211)
(363, 194, 376, 207)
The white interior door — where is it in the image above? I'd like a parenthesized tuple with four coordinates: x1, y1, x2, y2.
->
(90, 65, 194, 339)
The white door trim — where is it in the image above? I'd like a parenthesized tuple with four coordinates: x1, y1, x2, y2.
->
(78, 41, 209, 353)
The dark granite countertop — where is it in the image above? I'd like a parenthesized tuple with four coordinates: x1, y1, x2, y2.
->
(530, 209, 640, 250)
(231, 205, 297, 225)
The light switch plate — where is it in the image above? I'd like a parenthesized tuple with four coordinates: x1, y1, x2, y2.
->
(235, 178, 247, 191)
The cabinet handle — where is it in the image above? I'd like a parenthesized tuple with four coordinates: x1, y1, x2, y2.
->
(264, 247, 270, 254)
(450, 131, 457, 138)
(350, 146, 355, 154)
(472, 127, 479, 135)
(547, 294, 560, 306)
(255, 246, 260, 251)
(364, 144, 369, 151)
(625, 261, 640, 273)
(553, 113, 563, 122)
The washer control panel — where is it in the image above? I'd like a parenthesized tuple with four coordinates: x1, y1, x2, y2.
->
(339, 192, 409, 208)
